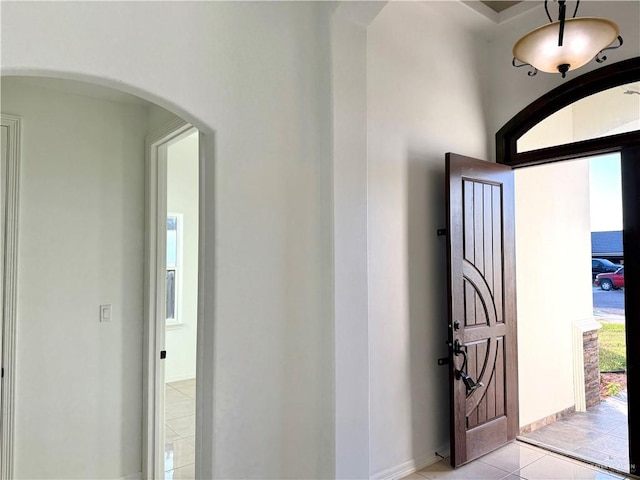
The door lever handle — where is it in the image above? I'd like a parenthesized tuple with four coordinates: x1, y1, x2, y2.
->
(450, 340, 483, 392)
(456, 370, 483, 391)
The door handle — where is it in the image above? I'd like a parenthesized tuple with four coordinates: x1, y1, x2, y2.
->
(451, 340, 483, 392)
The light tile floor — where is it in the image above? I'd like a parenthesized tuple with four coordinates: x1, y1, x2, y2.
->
(165, 379, 196, 480)
(162, 381, 631, 480)
(403, 441, 632, 480)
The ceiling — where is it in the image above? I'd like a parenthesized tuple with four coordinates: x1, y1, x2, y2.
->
(480, 1, 524, 13)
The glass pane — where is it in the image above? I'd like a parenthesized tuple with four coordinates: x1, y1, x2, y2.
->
(517, 81, 640, 153)
(166, 269, 176, 320)
(167, 216, 178, 267)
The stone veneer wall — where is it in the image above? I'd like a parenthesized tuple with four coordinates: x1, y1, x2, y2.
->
(584, 330, 601, 409)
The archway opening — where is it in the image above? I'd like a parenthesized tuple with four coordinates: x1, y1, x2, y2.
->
(0, 74, 206, 480)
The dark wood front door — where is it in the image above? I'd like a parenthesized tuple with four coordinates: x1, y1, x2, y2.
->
(445, 153, 519, 467)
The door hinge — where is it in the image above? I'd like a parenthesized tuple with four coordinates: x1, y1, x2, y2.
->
(160, 350, 167, 360)
(1, 367, 4, 378)
(437, 228, 447, 236)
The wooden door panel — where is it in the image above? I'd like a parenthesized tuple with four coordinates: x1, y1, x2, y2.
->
(446, 153, 518, 467)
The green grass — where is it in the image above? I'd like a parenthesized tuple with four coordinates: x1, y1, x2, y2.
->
(599, 323, 627, 372)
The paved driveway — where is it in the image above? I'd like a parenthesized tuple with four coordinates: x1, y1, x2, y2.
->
(593, 287, 625, 322)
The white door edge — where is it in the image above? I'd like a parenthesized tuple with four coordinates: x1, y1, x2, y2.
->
(144, 119, 196, 480)
(0, 113, 21, 480)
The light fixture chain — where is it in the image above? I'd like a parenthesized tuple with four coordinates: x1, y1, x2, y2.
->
(544, 0, 553, 22)
(572, 0, 580, 19)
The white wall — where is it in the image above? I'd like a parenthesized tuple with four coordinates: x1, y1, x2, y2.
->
(166, 132, 199, 383)
(331, 7, 371, 479)
(515, 159, 593, 427)
(1, 2, 334, 478)
(1, 78, 148, 479)
(366, 3, 492, 477)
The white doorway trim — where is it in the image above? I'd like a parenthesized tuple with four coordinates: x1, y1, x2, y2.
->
(144, 118, 197, 479)
(0, 114, 21, 480)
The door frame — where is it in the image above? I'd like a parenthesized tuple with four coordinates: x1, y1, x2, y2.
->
(495, 56, 640, 475)
(496, 57, 640, 167)
(0, 114, 21, 480)
(143, 118, 198, 479)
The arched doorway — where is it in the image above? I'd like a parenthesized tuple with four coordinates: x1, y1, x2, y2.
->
(0, 74, 211, 480)
(496, 57, 640, 475)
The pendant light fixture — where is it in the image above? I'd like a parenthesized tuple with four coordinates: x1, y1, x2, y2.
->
(512, 0, 623, 78)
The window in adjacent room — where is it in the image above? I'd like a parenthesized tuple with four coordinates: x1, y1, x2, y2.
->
(166, 214, 182, 324)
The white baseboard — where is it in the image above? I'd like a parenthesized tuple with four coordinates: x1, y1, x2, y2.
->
(372, 443, 450, 480)
(165, 372, 196, 383)
(119, 472, 141, 480)
(435, 442, 450, 460)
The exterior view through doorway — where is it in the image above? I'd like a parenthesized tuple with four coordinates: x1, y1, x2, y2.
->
(514, 154, 629, 474)
(495, 57, 640, 476)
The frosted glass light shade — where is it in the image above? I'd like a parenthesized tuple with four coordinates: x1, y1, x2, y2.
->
(513, 17, 619, 74)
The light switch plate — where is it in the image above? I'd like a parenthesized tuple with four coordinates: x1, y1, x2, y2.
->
(100, 304, 112, 323)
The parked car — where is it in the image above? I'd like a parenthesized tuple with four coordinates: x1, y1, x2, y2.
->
(592, 258, 621, 280)
(595, 267, 625, 291)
